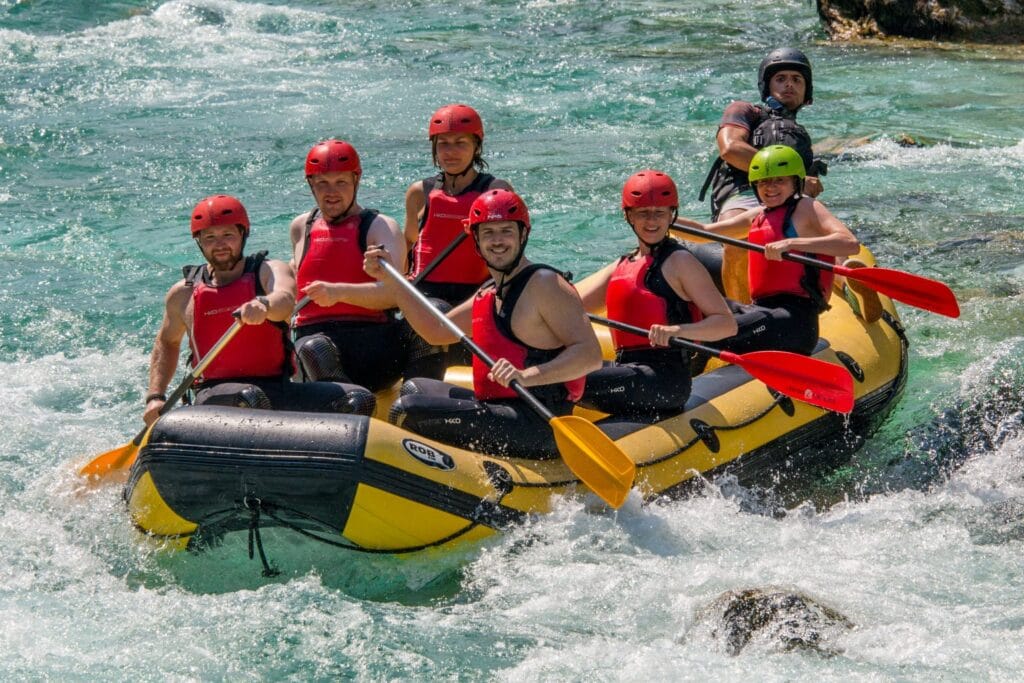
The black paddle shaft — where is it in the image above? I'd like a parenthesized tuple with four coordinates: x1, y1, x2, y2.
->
(672, 222, 837, 273)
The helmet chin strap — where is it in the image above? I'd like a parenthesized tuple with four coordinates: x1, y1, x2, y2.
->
(474, 226, 528, 299)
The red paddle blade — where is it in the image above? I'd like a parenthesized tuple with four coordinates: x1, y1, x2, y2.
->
(721, 350, 855, 414)
(835, 265, 960, 318)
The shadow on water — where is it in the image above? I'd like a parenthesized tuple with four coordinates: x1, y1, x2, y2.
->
(122, 527, 487, 604)
(707, 342, 1024, 518)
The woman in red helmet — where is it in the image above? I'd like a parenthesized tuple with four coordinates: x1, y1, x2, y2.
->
(575, 170, 736, 419)
(291, 139, 447, 392)
(142, 194, 375, 425)
(404, 104, 512, 307)
(364, 189, 603, 459)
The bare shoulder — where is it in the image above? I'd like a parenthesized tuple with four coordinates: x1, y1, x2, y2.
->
(289, 211, 313, 244)
(370, 212, 403, 238)
(405, 179, 426, 200)
(164, 279, 191, 316)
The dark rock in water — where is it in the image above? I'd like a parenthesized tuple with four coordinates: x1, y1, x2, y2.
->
(690, 588, 854, 656)
(816, 0, 1024, 44)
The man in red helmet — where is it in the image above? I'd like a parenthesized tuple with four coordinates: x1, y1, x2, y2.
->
(404, 104, 512, 307)
(575, 171, 736, 419)
(143, 195, 375, 426)
(696, 47, 826, 302)
(364, 189, 603, 459)
(292, 139, 446, 392)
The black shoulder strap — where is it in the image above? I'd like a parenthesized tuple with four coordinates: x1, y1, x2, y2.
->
(182, 263, 205, 286)
(494, 264, 564, 343)
(298, 207, 320, 270)
(245, 251, 269, 295)
(698, 157, 723, 202)
(782, 199, 831, 313)
(468, 172, 495, 193)
(356, 209, 380, 254)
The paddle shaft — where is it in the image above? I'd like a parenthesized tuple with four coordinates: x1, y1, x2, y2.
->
(140, 296, 311, 444)
(671, 221, 839, 273)
(410, 232, 469, 286)
(380, 259, 555, 421)
(588, 314, 725, 360)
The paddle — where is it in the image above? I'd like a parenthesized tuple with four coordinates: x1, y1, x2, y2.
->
(377, 258, 636, 508)
(79, 296, 312, 480)
(670, 222, 961, 318)
(588, 314, 855, 414)
(410, 232, 468, 285)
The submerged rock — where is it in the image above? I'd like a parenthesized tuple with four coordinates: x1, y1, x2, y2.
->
(816, 0, 1024, 44)
(688, 588, 854, 656)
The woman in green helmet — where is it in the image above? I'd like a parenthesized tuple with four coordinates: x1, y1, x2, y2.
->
(677, 144, 859, 355)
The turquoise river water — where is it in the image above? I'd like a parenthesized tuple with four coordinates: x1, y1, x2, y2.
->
(2, 0, 1023, 679)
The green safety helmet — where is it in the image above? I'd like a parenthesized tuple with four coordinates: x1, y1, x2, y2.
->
(748, 145, 806, 184)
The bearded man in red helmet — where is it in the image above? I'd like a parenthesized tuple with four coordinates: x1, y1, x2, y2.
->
(364, 189, 602, 459)
(404, 104, 513, 307)
(291, 139, 447, 393)
(142, 195, 375, 426)
(575, 170, 735, 419)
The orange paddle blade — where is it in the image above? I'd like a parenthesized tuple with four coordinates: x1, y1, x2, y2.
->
(78, 441, 139, 479)
(551, 415, 635, 508)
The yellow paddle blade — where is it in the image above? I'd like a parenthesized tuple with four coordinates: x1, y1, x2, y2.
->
(551, 415, 635, 509)
(78, 441, 139, 479)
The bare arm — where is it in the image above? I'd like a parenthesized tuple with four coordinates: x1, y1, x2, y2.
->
(143, 283, 189, 425)
(492, 271, 602, 389)
(717, 125, 758, 171)
(289, 211, 312, 272)
(650, 251, 737, 346)
(403, 181, 426, 248)
(240, 259, 297, 324)
(677, 207, 760, 241)
(573, 262, 616, 312)
(363, 244, 467, 345)
(763, 198, 860, 261)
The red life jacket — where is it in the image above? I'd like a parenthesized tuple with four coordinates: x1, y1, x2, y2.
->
(471, 265, 586, 402)
(187, 252, 290, 382)
(747, 200, 833, 307)
(294, 209, 388, 326)
(605, 239, 703, 351)
(412, 173, 493, 285)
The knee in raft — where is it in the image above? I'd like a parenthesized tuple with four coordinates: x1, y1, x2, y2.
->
(332, 387, 376, 417)
(295, 333, 346, 382)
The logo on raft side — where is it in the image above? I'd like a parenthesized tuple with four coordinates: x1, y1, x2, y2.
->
(402, 438, 456, 471)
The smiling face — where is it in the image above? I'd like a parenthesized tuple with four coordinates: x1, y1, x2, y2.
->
(308, 170, 359, 221)
(474, 220, 525, 271)
(752, 175, 799, 208)
(432, 132, 479, 174)
(767, 69, 807, 111)
(196, 224, 244, 270)
(625, 205, 674, 247)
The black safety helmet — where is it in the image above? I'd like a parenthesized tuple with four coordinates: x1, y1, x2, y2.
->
(758, 47, 813, 106)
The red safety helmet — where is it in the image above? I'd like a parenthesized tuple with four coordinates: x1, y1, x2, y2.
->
(621, 170, 678, 209)
(464, 189, 530, 235)
(429, 104, 484, 140)
(305, 139, 361, 177)
(190, 194, 250, 236)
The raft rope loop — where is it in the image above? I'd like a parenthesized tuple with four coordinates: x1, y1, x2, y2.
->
(244, 496, 280, 577)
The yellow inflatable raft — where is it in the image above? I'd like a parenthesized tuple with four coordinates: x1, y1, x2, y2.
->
(125, 251, 908, 555)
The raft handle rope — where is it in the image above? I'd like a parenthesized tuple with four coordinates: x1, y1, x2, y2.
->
(244, 496, 280, 577)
